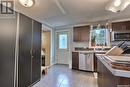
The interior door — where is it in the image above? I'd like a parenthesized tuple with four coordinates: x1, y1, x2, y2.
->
(18, 13, 32, 87)
(31, 20, 42, 84)
(56, 31, 70, 64)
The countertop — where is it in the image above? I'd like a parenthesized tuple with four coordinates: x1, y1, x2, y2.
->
(74, 50, 107, 54)
(96, 54, 130, 78)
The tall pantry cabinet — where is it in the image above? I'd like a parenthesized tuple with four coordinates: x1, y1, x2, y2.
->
(0, 12, 17, 87)
(0, 13, 42, 87)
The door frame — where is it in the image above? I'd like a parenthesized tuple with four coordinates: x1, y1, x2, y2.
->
(42, 30, 51, 66)
(55, 29, 72, 68)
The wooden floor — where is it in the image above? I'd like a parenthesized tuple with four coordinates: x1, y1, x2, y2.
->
(33, 64, 98, 87)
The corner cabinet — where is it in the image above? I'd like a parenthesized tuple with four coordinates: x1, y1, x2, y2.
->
(73, 25, 90, 42)
(0, 13, 42, 87)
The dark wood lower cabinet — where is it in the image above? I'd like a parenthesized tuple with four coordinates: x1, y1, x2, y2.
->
(97, 57, 130, 87)
(72, 52, 79, 69)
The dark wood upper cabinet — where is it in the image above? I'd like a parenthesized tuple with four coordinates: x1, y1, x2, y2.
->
(72, 52, 79, 70)
(125, 21, 130, 30)
(73, 27, 81, 42)
(73, 25, 90, 42)
(112, 21, 130, 32)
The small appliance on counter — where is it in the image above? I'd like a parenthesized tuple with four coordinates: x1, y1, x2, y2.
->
(106, 41, 129, 56)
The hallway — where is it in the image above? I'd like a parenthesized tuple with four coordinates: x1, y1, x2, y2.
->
(33, 65, 98, 87)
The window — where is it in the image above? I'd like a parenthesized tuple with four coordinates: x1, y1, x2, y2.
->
(90, 28, 110, 48)
(58, 33, 68, 49)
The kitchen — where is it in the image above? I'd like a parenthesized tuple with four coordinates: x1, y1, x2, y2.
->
(47, 18, 130, 87)
(0, 0, 130, 87)
(71, 21, 130, 87)
(72, 21, 130, 70)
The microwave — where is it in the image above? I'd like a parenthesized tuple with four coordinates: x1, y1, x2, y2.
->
(112, 31, 130, 41)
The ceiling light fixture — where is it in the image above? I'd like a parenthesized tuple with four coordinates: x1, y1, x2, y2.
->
(114, 0, 121, 7)
(18, 0, 34, 7)
(105, 0, 130, 13)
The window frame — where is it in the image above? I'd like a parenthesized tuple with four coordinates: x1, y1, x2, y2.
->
(89, 28, 111, 48)
(57, 32, 68, 50)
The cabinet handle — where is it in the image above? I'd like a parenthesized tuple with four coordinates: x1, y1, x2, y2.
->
(30, 49, 34, 57)
(30, 50, 32, 55)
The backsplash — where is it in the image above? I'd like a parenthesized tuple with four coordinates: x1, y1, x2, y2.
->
(73, 41, 130, 51)
(73, 42, 89, 51)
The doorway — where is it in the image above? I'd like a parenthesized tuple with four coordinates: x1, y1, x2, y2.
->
(42, 31, 51, 66)
(55, 30, 71, 65)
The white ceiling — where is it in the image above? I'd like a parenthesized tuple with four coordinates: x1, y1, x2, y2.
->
(15, 0, 130, 28)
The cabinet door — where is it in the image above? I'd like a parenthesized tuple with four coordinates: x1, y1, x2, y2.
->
(18, 13, 32, 87)
(97, 58, 103, 87)
(80, 26, 90, 42)
(125, 21, 130, 30)
(31, 20, 42, 84)
(112, 21, 130, 31)
(73, 26, 90, 42)
(73, 27, 81, 42)
(94, 54, 97, 72)
(0, 14, 17, 87)
(72, 52, 79, 69)
(97, 57, 117, 87)
(102, 61, 117, 87)
(112, 22, 122, 31)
